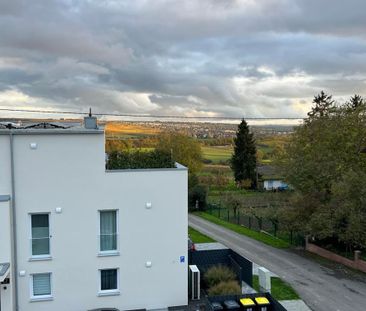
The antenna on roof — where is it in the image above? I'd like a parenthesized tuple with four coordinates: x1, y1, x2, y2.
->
(89, 108, 92, 117)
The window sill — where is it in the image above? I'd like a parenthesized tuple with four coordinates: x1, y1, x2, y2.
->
(29, 256, 52, 262)
(30, 296, 53, 302)
(98, 251, 120, 257)
(98, 290, 120, 297)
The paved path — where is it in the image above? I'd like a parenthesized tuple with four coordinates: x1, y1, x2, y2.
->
(189, 214, 366, 311)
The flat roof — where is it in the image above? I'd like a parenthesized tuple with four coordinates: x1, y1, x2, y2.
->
(0, 126, 104, 135)
(194, 242, 228, 251)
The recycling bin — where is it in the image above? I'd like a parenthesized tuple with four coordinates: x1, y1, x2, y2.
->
(223, 300, 240, 311)
(240, 298, 256, 311)
(211, 302, 224, 311)
(254, 297, 270, 311)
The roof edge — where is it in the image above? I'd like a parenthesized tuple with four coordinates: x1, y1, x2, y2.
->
(0, 129, 104, 135)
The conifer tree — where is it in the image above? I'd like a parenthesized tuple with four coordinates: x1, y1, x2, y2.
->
(230, 119, 257, 188)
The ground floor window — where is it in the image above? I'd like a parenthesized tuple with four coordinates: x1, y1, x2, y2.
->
(99, 269, 119, 295)
(31, 273, 52, 299)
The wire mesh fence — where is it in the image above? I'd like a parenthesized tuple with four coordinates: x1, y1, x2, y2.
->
(206, 203, 304, 246)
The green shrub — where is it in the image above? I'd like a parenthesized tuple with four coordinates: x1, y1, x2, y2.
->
(189, 184, 208, 210)
(204, 265, 236, 287)
(106, 150, 175, 169)
(208, 281, 242, 296)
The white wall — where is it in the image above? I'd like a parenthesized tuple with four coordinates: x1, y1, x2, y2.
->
(1, 132, 187, 311)
(0, 200, 14, 311)
(0, 135, 11, 195)
(263, 179, 286, 190)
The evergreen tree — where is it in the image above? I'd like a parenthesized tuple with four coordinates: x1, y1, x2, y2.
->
(307, 91, 335, 120)
(230, 119, 257, 188)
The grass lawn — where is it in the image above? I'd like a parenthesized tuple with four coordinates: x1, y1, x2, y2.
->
(194, 212, 289, 249)
(202, 146, 233, 163)
(189, 226, 216, 243)
(252, 275, 299, 301)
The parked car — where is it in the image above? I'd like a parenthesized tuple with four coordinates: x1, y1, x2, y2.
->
(188, 237, 196, 251)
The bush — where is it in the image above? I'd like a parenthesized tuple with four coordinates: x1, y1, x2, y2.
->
(106, 150, 175, 169)
(189, 184, 208, 210)
(204, 265, 236, 288)
(208, 281, 242, 296)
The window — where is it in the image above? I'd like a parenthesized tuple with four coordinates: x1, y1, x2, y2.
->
(31, 214, 50, 257)
(99, 211, 117, 253)
(31, 273, 52, 300)
(99, 269, 119, 295)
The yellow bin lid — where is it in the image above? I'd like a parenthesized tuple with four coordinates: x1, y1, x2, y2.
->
(255, 297, 270, 305)
(240, 298, 255, 306)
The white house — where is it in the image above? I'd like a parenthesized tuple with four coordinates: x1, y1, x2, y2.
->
(257, 165, 288, 191)
(0, 117, 188, 311)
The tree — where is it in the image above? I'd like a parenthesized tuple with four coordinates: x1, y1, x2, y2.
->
(306, 90, 335, 120)
(230, 119, 257, 188)
(156, 132, 203, 174)
(281, 93, 366, 250)
(347, 94, 364, 110)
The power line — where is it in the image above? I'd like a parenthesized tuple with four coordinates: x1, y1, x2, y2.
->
(0, 107, 302, 120)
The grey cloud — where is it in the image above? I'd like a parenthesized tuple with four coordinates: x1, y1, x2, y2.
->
(0, 0, 365, 118)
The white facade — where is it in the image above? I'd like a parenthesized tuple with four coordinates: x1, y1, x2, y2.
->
(0, 126, 188, 311)
(263, 179, 287, 191)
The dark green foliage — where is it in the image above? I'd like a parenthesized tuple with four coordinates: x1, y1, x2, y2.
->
(106, 150, 175, 169)
(230, 119, 257, 188)
(189, 184, 208, 210)
(306, 90, 335, 119)
(282, 92, 366, 250)
(204, 265, 236, 288)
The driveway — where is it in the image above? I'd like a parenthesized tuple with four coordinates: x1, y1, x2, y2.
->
(189, 214, 366, 311)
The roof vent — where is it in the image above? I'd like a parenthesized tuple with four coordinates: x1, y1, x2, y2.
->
(84, 108, 98, 129)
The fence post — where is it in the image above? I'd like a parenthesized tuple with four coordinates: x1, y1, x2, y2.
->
(290, 230, 293, 245)
(218, 204, 221, 218)
(227, 210, 230, 222)
(274, 222, 278, 237)
(237, 211, 240, 225)
(249, 216, 252, 229)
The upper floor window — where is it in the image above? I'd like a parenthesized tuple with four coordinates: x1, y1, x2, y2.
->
(99, 210, 118, 253)
(31, 214, 50, 257)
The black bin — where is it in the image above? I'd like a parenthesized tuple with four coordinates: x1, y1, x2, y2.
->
(211, 302, 224, 311)
(223, 300, 240, 311)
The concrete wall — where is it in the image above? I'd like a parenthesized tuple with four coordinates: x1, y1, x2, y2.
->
(0, 132, 188, 311)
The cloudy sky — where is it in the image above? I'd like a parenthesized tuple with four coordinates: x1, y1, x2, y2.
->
(0, 0, 365, 119)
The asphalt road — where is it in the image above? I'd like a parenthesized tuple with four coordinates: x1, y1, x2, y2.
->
(189, 214, 366, 311)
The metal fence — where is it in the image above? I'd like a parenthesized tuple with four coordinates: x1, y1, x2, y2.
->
(206, 204, 304, 246)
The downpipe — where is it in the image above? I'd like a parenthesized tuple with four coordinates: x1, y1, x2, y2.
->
(9, 132, 19, 311)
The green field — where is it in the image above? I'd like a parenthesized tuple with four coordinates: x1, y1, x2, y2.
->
(188, 226, 216, 243)
(252, 275, 299, 300)
(202, 146, 233, 163)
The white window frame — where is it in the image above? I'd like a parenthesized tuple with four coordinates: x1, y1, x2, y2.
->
(29, 213, 52, 261)
(98, 209, 119, 256)
(30, 272, 53, 301)
(98, 268, 120, 296)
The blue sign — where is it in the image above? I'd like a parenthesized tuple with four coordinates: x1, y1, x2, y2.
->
(180, 256, 185, 263)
